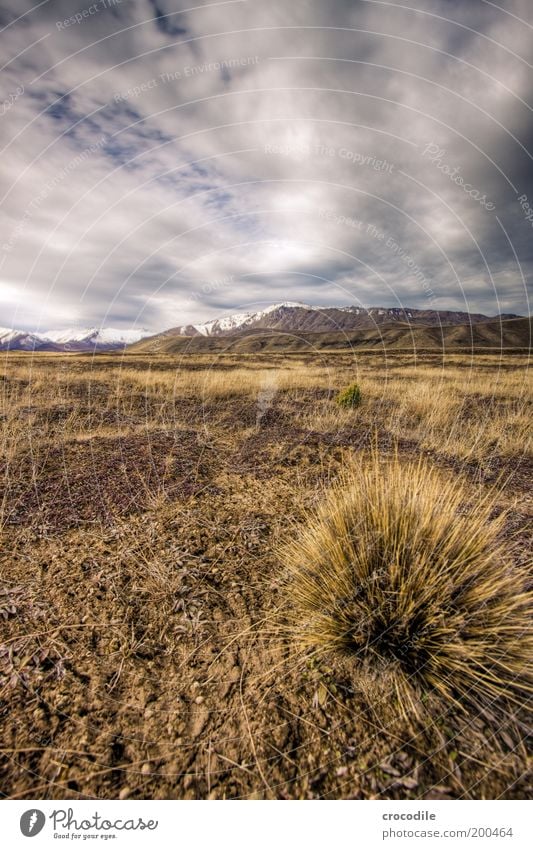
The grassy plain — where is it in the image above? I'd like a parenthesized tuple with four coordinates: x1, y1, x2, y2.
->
(0, 350, 531, 799)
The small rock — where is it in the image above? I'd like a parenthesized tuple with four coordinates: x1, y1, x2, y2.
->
(380, 762, 401, 777)
(396, 776, 418, 790)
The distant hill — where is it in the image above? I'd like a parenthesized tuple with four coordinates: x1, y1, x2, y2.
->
(129, 307, 530, 354)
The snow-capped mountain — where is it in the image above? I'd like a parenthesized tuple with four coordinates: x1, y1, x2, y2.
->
(177, 302, 315, 337)
(168, 302, 501, 338)
(45, 328, 149, 349)
(0, 328, 48, 351)
(0, 326, 150, 352)
(2, 305, 522, 352)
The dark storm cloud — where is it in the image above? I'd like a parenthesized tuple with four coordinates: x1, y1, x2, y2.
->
(0, 0, 531, 331)
(147, 0, 188, 36)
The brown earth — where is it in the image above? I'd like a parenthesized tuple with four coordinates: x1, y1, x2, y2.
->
(0, 351, 531, 799)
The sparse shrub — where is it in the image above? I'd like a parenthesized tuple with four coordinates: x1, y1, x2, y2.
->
(336, 382, 361, 408)
(282, 454, 532, 716)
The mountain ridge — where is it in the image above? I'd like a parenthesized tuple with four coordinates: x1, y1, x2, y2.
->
(130, 315, 531, 355)
(0, 326, 149, 352)
(0, 303, 526, 352)
(167, 303, 520, 338)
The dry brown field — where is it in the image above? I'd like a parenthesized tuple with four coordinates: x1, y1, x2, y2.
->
(0, 350, 531, 799)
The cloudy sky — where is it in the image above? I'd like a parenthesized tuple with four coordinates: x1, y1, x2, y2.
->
(0, 0, 532, 332)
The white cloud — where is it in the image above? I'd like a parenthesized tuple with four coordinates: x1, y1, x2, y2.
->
(0, 0, 531, 331)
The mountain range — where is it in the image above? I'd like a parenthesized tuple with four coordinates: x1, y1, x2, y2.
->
(166, 302, 518, 337)
(131, 302, 528, 353)
(1, 303, 528, 352)
(0, 326, 148, 352)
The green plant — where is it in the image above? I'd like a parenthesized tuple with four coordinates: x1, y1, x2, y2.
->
(281, 454, 532, 717)
(335, 382, 362, 408)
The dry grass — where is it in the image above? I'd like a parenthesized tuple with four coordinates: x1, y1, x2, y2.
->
(281, 453, 532, 719)
(0, 351, 531, 799)
(1, 353, 531, 463)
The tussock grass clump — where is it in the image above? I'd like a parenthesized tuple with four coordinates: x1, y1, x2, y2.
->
(283, 455, 532, 716)
(336, 382, 362, 408)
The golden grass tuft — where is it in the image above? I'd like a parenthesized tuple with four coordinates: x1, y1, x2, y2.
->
(282, 454, 532, 716)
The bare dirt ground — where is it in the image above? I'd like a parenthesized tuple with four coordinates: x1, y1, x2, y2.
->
(0, 350, 531, 799)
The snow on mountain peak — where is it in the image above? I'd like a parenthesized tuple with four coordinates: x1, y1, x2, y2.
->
(185, 302, 316, 336)
(261, 301, 313, 313)
(0, 326, 150, 351)
(45, 327, 148, 345)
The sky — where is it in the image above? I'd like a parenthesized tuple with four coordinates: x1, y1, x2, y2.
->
(0, 0, 532, 333)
